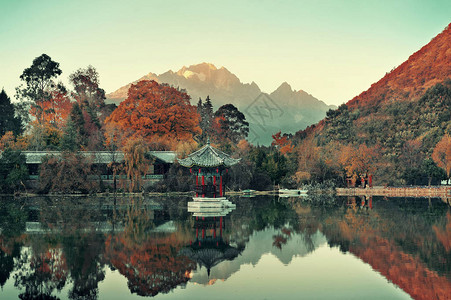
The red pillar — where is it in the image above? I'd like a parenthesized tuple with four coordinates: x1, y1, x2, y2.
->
(213, 176, 217, 198)
(196, 228, 198, 238)
(202, 175, 205, 197)
(196, 176, 198, 197)
(219, 176, 223, 197)
(202, 228, 205, 239)
(369, 175, 373, 187)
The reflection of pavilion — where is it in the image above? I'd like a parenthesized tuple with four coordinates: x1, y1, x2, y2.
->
(180, 210, 243, 277)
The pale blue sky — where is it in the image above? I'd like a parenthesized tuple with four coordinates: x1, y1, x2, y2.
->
(0, 0, 450, 105)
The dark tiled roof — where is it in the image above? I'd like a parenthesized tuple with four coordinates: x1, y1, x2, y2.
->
(19, 151, 176, 164)
(178, 143, 240, 168)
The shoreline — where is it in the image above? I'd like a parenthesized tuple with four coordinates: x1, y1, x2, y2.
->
(336, 186, 451, 200)
(1, 186, 450, 200)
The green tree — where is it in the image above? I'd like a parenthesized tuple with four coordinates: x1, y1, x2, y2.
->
(421, 158, 446, 186)
(0, 89, 23, 136)
(67, 102, 86, 150)
(213, 104, 249, 144)
(0, 149, 28, 193)
(16, 54, 62, 124)
(197, 96, 214, 144)
(60, 117, 79, 152)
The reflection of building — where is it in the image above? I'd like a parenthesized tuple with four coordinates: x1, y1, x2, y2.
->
(180, 214, 243, 277)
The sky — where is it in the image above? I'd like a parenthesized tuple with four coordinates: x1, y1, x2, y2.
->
(0, 0, 450, 106)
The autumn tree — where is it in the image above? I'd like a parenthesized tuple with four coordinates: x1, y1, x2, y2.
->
(38, 152, 95, 194)
(26, 121, 62, 150)
(123, 138, 150, 192)
(69, 66, 107, 150)
(271, 131, 294, 155)
(432, 134, 451, 184)
(294, 137, 321, 184)
(69, 65, 106, 111)
(16, 54, 62, 124)
(213, 104, 249, 144)
(105, 80, 201, 149)
(26, 83, 72, 129)
(0, 89, 23, 136)
(340, 144, 380, 186)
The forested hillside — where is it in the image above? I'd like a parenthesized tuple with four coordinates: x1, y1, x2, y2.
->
(292, 24, 451, 186)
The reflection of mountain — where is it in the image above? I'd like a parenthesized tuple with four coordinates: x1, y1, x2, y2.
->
(318, 197, 451, 300)
(350, 237, 451, 300)
(190, 227, 326, 285)
(107, 63, 335, 145)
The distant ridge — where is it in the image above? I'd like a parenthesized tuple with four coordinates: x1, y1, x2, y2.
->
(107, 63, 335, 144)
(347, 23, 451, 108)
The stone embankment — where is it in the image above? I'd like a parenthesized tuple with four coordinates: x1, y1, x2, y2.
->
(337, 186, 451, 200)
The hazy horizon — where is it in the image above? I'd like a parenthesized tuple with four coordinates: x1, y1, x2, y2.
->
(1, 0, 450, 106)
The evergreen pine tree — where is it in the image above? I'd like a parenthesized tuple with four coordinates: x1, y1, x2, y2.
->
(60, 117, 78, 152)
(0, 89, 22, 136)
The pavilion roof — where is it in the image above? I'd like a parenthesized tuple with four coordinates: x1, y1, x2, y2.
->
(178, 141, 240, 168)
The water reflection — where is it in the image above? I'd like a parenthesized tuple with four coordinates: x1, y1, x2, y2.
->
(0, 195, 449, 299)
(180, 213, 244, 278)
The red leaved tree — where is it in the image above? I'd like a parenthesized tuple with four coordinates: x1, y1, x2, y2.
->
(432, 134, 451, 184)
(105, 81, 200, 149)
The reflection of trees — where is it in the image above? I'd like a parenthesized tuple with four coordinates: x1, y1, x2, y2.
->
(63, 234, 105, 300)
(14, 246, 67, 300)
(251, 198, 298, 231)
(13, 196, 108, 300)
(0, 244, 21, 288)
(305, 196, 451, 300)
(273, 227, 292, 250)
(105, 202, 196, 297)
(0, 197, 27, 288)
(105, 234, 196, 297)
(39, 197, 106, 300)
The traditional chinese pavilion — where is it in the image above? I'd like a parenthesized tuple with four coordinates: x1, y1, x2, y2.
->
(179, 139, 240, 203)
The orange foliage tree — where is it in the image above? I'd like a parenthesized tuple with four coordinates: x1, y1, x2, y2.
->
(340, 144, 380, 184)
(0, 131, 16, 151)
(294, 137, 320, 184)
(29, 87, 72, 129)
(432, 134, 451, 183)
(271, 131, 294, 155)
(105, 80, 201, 149)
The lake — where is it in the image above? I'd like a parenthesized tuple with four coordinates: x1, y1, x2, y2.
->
(0, 194, 449, 300)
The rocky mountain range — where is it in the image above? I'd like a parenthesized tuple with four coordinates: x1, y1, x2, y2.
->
(106, 63, 336, 145)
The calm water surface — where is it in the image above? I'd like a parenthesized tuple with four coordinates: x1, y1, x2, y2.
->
(0, 195, 449, 300)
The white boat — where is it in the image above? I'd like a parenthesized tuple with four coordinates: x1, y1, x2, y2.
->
(278, 189, 308, 196)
